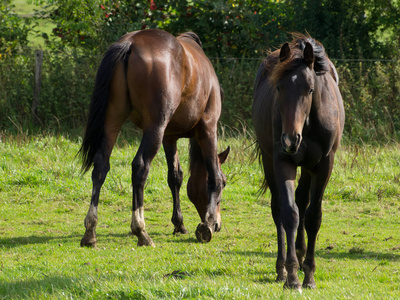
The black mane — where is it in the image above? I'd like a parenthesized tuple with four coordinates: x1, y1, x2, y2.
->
(267, 33, 331, 85)
(179, 32, 203, 48)
(292, 33, 330, 73)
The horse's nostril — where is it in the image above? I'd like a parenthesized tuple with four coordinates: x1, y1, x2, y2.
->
(281, 134, 289, 147)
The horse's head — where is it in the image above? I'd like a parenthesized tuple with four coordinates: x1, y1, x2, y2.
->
(187, 147, 230, 236)
(274, 42, 315, 154)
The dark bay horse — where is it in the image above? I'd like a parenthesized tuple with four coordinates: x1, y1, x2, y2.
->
(79, 29, 230, 248)
(252, 33, 344, 290)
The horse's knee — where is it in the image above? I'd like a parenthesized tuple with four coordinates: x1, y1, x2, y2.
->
(168, 168, 183, 190)
(281, 204, 300, 232)
(304, 208, 322, 236)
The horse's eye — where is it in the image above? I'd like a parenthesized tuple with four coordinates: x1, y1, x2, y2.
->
(309, 88, 314, 95)
(276, 86, 280, 92)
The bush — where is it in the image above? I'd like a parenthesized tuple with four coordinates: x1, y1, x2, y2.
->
(0, 1, 32, 55)
(337, 60, 400, 142)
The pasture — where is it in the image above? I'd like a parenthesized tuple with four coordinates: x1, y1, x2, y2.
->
(0, 132, 399, 299)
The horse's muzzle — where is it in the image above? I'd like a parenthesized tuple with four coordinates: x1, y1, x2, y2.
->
(281, 133, 302, 154)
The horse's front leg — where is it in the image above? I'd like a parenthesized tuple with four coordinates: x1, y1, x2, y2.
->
(302, 153, 334, 289)
(131, 129, 164, 247)
(261, 153, 287, 282)
(163, 136, 188, 235)
(295, 169, 312, 270)
(274, 156, 301, 291)
(193, 130, 223, 242)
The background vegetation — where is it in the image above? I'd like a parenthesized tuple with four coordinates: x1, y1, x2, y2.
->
(1, 0, 400, 142)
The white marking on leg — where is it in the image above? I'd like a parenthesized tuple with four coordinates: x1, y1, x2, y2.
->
(132, 207, 145, 232)
(85, 204, 98, 228)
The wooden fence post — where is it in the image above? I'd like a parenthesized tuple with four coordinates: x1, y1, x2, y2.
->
(32, 49, 43, 125)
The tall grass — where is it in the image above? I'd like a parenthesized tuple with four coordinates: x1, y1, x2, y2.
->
(1, 53, 399, 143)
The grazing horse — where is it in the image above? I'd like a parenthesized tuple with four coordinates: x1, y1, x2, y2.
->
(252, 33, 344, 290)
(78, 29, 230, 248)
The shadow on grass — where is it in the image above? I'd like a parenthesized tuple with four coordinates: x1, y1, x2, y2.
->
(0, 274, 148, 299)
(316, 249, 400, 261)
(220, 248, 400, 262)
(0, 234, 82, 248)
(0, 232, 149, 249)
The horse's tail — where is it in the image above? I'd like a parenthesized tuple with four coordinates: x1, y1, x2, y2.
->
(253, 140, 269, 196)
(78, 41, 131, 173)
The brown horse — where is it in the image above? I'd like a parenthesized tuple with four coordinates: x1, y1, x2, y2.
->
(252, 33, 344, 290)
(78, 29, 230, 248)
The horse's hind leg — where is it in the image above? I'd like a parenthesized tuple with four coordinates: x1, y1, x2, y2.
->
(131, 127, 166, 247)
(163, 136, 188, 235)
(81, 62, 130, 247)
(295, 169, 311, 269)
(81, 130, 123, 247)
(81, 143, 110, 247)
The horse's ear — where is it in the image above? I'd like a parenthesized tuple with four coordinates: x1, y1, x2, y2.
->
(304, 42, 314, 68)
(279, 43, 291, 62)
(218, 146, 230, 165)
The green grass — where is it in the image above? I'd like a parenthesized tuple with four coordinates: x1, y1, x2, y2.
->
(0, 132, 399, 299)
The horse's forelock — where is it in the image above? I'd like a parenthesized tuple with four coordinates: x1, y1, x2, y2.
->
(269, 48, 304, 86)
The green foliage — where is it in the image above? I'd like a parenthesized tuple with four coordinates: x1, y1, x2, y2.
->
(25, 0, 400, 58)
(281, 0, 400, 59)
(337, 60, 400, 142)
(0, 0, 32, 54)
(0, 53, 34, 130)
(32, 0, 285, 57)
(2, 0, 400, 141)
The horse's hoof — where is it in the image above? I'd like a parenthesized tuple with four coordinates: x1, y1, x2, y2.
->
(275, 274, 287, 283)
(80, 238, 97, 248)
(137, 240, 155, 247)
(195, 223, 213, 243)
(137, 234, 155, 247)
(173, 225, 189, 235)
(284, 281, 302, 292)
(303, 282, 317, 289)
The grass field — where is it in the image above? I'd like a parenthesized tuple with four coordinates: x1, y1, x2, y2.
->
(0, 132, 399, 299)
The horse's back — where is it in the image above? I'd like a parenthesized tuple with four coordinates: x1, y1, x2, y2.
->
(319, 67, 345, 151)
(172, 35, 221, 133)
(106, 29, 220, 136)
(120, 30, 186, 130)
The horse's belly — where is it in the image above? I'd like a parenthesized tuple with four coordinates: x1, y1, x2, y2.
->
(164, 112, 201, 135)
